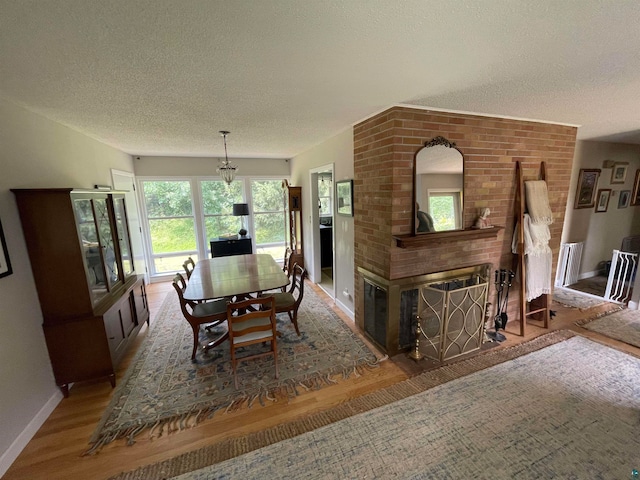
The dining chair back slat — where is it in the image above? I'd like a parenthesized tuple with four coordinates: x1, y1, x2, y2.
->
(182, 256, 196, 280)
(226, 296, 278, 388)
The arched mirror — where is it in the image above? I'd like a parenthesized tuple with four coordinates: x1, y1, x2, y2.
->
(413, 136, 464, 234)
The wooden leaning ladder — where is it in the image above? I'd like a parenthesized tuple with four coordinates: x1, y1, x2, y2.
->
(512, 161, 550, 336)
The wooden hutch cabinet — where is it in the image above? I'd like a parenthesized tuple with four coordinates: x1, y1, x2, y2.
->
(12, 188, 149, 397)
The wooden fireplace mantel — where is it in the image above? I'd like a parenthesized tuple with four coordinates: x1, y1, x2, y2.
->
(393, 226, 503, 248)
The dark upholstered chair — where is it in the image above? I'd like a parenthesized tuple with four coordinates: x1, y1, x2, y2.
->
(267, 263, 307, 336)
(226, 296, 278, 389)
(172, 272, 228, 361)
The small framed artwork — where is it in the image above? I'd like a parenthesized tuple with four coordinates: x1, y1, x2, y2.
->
(618, 190, 631, 209)
(574, 169, 601, 209)
(595, 189, 611, 213)
(632, 170, 640, 206)
(611, 163, 628, 184)
(336, 179, 354, 216)
(0, 218, 13, 279)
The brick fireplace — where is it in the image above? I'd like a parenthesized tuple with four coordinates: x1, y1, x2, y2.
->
(353, 106, 578, 353)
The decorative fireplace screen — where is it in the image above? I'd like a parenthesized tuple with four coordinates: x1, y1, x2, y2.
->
(415, 275, 488, 362)
(359, 264, 490, 357)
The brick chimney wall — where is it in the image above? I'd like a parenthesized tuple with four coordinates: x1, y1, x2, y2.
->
(353, 106, 578, 331)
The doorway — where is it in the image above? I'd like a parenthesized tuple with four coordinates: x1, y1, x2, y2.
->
(309, 165, 335, 298)
(111, 169, 149, 283)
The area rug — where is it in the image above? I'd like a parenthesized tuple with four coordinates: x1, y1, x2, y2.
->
(86, 286, 380, 454)
(577, 307, 640, 348)
(552, 286, 608, 309)
(111, 330, 640, 479)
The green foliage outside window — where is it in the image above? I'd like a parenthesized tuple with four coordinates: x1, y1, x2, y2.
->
(202, 180, 243, 238)
(429, 196, 456, 231)
(143, 180, 193, 217)
(251, 180, 286, 244)
(142, 181, 196, 254)
(318, 178, 332, 215)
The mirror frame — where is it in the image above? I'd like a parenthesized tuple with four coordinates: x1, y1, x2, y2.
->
(412, 136, 465, 235)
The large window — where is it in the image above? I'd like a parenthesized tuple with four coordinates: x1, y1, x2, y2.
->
(139, 177, 287, 276)
(141, 180, 197, 273)
(201, 180, 244, 240)
(251, 180, 286, 258)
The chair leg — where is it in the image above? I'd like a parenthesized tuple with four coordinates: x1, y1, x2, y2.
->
(190, 325, 200, 361)
(288, 310, 300, 336)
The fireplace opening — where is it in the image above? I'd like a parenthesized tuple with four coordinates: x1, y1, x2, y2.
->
(359, 264, 490, 357)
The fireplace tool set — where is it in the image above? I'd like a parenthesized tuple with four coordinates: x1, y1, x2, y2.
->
(486, 269, 515, 342)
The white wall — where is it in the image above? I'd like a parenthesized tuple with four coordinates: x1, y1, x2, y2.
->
(134, 156, 290, 177)
(562, 140, 640, 276)
(0, 97, 134, 474)
(290, 128, 355, 316)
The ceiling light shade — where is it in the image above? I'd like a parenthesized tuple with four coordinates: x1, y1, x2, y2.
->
(216, 130, 237, 185)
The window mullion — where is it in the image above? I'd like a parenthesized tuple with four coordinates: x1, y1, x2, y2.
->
(192, 178, 207, 260)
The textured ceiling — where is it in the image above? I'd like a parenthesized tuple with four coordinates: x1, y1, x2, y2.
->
(1, 1, 640, 159)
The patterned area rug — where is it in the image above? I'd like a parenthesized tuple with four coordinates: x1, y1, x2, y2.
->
(110, 330, 640, 479)
(552, 286, 608, 309)
(577, 307, 640, 348)
(87, 286, 379, 454)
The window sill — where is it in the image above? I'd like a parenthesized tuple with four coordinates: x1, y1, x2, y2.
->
(394, 226, 504, 248)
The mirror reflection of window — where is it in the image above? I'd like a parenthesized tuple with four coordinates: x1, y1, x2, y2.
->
(414, 139, 463, 234)
(427, 190, 463, 231)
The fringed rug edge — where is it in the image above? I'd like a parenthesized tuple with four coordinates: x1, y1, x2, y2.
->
(575, 304, 625, 327)
(107, 329, 575, 480)
(85, 355, 381, 456)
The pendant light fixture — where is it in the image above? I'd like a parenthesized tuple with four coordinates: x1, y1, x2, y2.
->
(217, 130, 237, 185)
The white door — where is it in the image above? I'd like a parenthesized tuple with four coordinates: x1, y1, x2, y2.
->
(112, 169, 149, 283)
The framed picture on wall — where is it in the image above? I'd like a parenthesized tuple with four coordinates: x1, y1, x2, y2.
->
(0, 218, 13, 279)
(610, 163, 628, 184)
(618, 190, 631, 209)
(632, 170, 640, 206)
(574, 169, 601, 209)
(595, 189, 611, 213)
(336, 179, 354, 216)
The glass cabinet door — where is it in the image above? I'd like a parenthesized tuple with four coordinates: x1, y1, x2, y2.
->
(93, 196, 122, 291)
(73, 196, 110, 305)
(113, 195, 134, 278)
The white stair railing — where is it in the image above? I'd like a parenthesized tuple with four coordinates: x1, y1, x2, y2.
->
(604, 249, 638, 304)
(555, 242, 584, 287)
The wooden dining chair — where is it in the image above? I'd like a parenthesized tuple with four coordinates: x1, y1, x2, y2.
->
(182, 256, 196, 280)
(226, 296, 278, 389)
(281, 247, 293, 292)
(268, 263, 307, 336)
(172, 272, 228, 361)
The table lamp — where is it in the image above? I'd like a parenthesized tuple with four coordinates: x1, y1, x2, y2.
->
(232, 203, 250, 236)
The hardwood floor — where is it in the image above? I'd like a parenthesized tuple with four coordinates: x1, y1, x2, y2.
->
(4, 284, 638, 480)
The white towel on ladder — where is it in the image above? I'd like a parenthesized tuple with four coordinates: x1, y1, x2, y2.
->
(512, 214, 552, 302)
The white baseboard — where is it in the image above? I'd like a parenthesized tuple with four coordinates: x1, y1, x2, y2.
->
(0, 388, 63, 477)
(335, 298, 355, 320)
(578, 270, 602, 280)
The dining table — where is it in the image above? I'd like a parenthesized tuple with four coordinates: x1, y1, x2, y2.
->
(184, 253, 290, 303)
